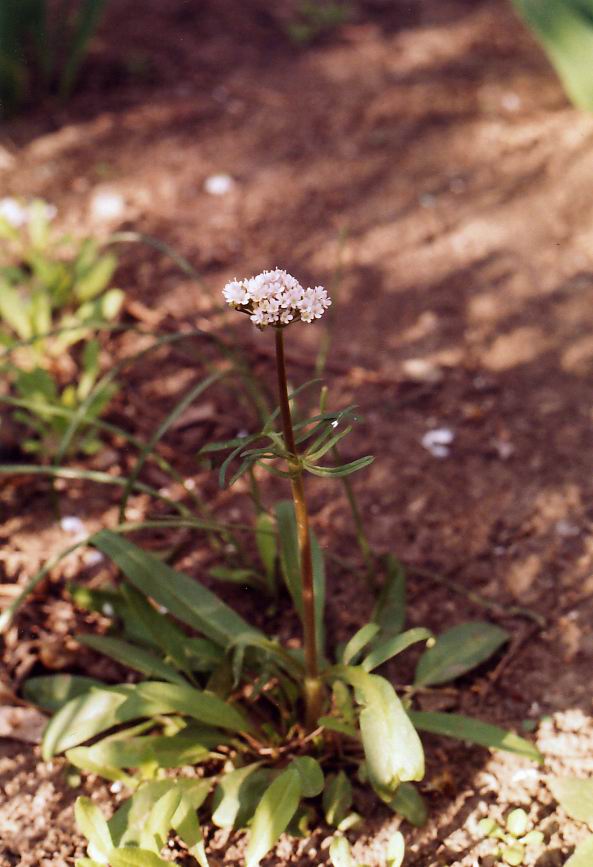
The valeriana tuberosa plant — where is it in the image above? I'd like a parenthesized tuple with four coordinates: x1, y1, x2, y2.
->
(26, 266, 543, 866)
(223, 268, 333, 727)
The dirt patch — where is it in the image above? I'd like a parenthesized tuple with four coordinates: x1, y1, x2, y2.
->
(2, 0, 593, 864)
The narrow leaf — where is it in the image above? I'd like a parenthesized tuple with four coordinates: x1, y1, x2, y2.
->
(23, 674, 101, 712)
(323, 772, 353, 827)
(109, 780, 210, 848)
(372, 555, 406, 638)
(78, 635, 187, 686)
(172, 795, 209, 867)
(362, 627, 433, 672)
(342, 623, 380, 666)
(256, 512, 277, 593)
(410, 711, 543, 763)
(245, 768, 302, 867)
(74, 797, 112, 859)
(91, 531, 261, 650)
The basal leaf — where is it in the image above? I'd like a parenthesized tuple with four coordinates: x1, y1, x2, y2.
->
(387, 782, 427, 827)
(362, 627, 433, 672)
(211, 763, 268, 829)
(291, 756, 324, 797)
(323, 771, 353, 827)
(245, 768, 302, 867)
(80, 733, 211, 770)
(66, 746, 137, 787)
(549, 777, 593, 827)
(410, 711, 543, 763)
(336, 666, 424, 792)
(78, 634, 188, 686)
(141, 787, 182, 851)
(372, 555, 406, 638)
(23, 673, 101, 712)
(276, 500, 302, 618)
(42, 681, 249, 759)
(91, 531, 261, 650)
(342, 623, 380, 666)
(74, 797, 112, 861)
(109, 780, 210, 848)
(172, 794, 209, 867)
(256, 512, 277, 593)
(275, 501, 325, 660)
(109, 849, 171, 867)
(414, 621, 509, 686)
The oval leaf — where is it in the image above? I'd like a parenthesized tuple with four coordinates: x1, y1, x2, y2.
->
(329, 836, 355, 867)
(245, 768, 302, 867)
(337, 667, 424, 792)
(290, 756, 324, 797)
(387, 782, 427, 827)
(414, 621, 509, 686)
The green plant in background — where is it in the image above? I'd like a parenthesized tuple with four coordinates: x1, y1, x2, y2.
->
(21, 268, 543, 867)
(477, 808, 544, 865)
(549, 777, 593, 866)
(511, 0, 593, 111)
(286, 0, 352, 45)
(0, 198, 123, 456)
(0, 0, 107, 113)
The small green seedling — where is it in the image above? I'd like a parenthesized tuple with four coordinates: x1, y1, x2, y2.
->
(329, 831, 405, 867)
(478, 808, 544, 865)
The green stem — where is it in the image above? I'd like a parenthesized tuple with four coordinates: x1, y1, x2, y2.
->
(274, 328, 322, 729)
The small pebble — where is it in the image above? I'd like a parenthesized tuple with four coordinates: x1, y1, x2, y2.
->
(204, 173, 234, 195)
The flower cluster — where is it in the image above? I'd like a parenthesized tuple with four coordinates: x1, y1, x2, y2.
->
(223, 269, 331, 328)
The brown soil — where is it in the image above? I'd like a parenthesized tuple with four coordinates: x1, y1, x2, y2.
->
(2, 0, 593, 865)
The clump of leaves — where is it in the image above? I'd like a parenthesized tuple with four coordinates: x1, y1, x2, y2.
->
(23, 269, 542, 866)
(549, 777, 593, 866)
(0, 198, 122, 456)
(285, 0, 352, 45)
(477, 808, 544, 865)
(0, 0, 108, 114)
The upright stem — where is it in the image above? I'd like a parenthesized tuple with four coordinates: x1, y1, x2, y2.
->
(274, 328, 322, 729)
